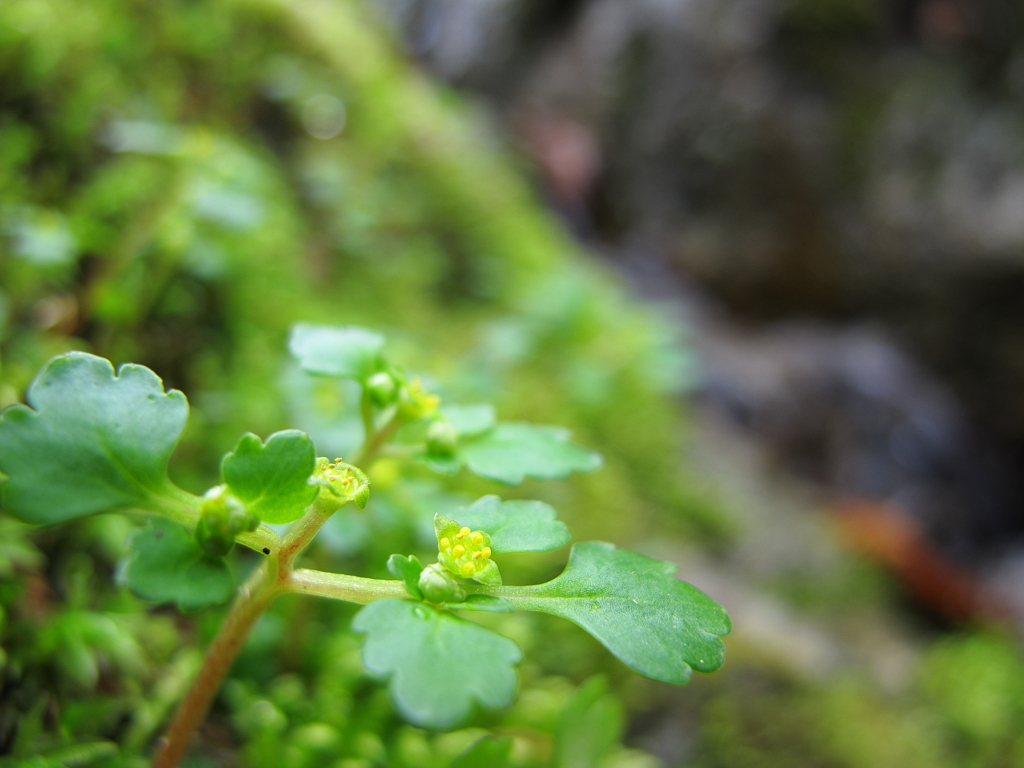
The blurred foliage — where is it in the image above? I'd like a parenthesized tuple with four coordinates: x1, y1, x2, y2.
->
(2, 0, 1024, 767)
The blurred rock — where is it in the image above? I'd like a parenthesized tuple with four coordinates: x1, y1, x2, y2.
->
(693, 308, 1018, 561)
(383, 0, 1024, 552)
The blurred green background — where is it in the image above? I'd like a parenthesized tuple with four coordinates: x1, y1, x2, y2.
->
(2, 0, 1024, 766)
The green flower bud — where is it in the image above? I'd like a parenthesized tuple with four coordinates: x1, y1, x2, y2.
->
(195, 517, 231, 558)
(365, 371, 398, 408)
(196, 485, 258, 557)
(313, 458, 370, 511)
(417, 563, 466, 604)
(425, 420, 458, 458)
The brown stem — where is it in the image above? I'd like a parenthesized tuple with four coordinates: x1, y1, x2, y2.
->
(278, 506, 333, 568)
(150, 563, 279, 768)
(150, 499, 362, 768)
(151, 405, 396, 767)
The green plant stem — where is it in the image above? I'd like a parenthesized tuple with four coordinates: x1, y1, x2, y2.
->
(359, 389, 375, 450)
(236, 524, 284, 554)
(464, 584, 536, 605)
(151, 560, 281, 768)
(278, 505, 333, 568)
(355, 413, 401, 467)
(286, 568, 407, 603)
(150, 489, 203, 529)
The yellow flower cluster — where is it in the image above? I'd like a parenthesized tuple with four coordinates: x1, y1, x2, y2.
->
(439, 526, 493, 578)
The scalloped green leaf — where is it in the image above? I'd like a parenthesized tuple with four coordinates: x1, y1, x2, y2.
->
(458, 423, 602, 485)
(122, 520, 235, 610)
(0, 352, 190, 525)
(288, 324, 385, 380)
(501, 543, 730, 684)
(553, 676, 623, 768)
(454, 495, 570, 553)
(441, 404, 495, 437)
(352, 598, 521, 730)
(221, 430, 317, 524)
(422, 454, 461, 476)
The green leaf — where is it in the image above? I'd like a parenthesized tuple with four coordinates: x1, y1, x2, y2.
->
(449, 737, 513, 768)
(441, 404, 495, 437)
(454, 495, 570, 553)
(352, 598, 521, 729)
(122, 520, 235, 610)
(504, 543, 730, 684)
(553, 676, 622, 768)
(0, 352, 189, 525)
(423, 455, 461, 476)
(289, 324, 385, 380)
(458, 423, 602, 485)
(221, 430, 317, 524)
(387, 554, 424, 600)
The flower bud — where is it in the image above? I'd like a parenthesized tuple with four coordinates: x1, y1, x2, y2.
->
(196, 485, 258, 557)
(417, 563, 466, 604)
(313, 458, 370, 512)
(425, 420, 458, 458)
(365, 371, 397, 408)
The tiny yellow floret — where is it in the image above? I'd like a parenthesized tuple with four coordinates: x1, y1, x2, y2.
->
(471, 531, 484, 545)
(458, 526, 470, 538)
(452, 544, 466, 558)
(439, 537, 450, 550)
(481, 547, 491, 559)
(461, 562, 476, 577)
(472, 551, 483, 559)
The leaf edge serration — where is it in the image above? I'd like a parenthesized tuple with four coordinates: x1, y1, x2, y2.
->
(0, 351, 190, 525)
